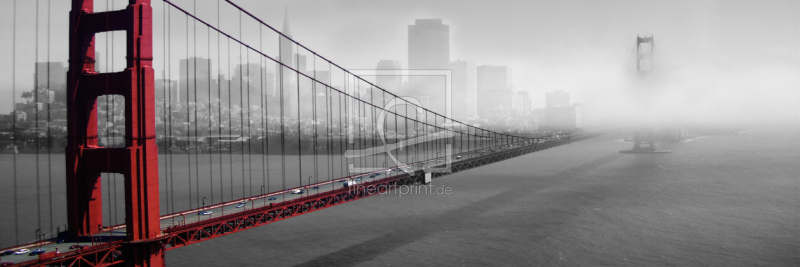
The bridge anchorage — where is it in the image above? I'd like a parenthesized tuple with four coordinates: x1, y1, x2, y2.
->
(0, 1, 604, 266)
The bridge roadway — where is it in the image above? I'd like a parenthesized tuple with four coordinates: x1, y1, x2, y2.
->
(1, 136, 569, 266)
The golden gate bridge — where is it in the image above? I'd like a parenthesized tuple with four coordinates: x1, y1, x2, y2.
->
(0, 1, 602, 266)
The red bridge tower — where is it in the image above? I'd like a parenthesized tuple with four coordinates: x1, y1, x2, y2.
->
(67, 0, 163, 265)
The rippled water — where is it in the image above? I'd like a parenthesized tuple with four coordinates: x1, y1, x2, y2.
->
(163, 128, 799, 266)
(2, 128, 798, 266)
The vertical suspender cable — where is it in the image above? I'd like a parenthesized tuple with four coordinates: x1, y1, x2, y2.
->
(247, 42, 253, 197)
(111, 0, 119, 227)
(326, 85, 331, 187)
(296, 45, 301, 187)
(246, 40, 253, 197)
(208, 13, 214, 206)
(167, 0, 176, 220)
(225, 35, 231, 204)
(239, 11, 245, 199)
(35, 0, 42, 237)
(358, 81, 363, 172)
(339, 91, 344, 178)
(11, 0, 18, 245)
(327, 69, 332, 184)
(355, 80, 360, 173)
(370, 86, 375, 174)
(193, 0, 200, 209)
(382, 90, 386, 167)
(228, 37, 233, 203)
(260, 24, 268, 197)
(217, 0, 224, 205)
(46, 0, 54, 237)
(163, 1, 171, 218)
(111, 0, 119, 228)
(312, 56, 318, 187)
(103, 0, 111, 228)
(186, 11, 193, 209)
(161, 0, 169, 219)
(279, 32, 286, 201)
(343, 73, 347, 177)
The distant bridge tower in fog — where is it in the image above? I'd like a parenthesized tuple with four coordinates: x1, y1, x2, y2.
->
(636, 35, 654, 74)
(621, 35, 672, 154)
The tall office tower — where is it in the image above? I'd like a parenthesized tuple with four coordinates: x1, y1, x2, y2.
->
(231, 63, 267, 110)
(511, 90, 532, 114)
(279, 7, 299, 118)
(34, 62, 68, 99)
(376, 60, 402, 92)
(264, 72, 276, 97)
(375, 60, 402, 107)
(295, 53, 307, 74)
(542, 90, 578, 130)
(408, 19, 449, 70)
(312, 71, 330, 86)
(408, 19, 449, 114)
(262, 71, 279, 116)
(476, 65, 513, 117)
(154, 79, 178, 104)
(179, 57, 212, 103)
(545, 90, 570, 107)
(448, 60, 477, 120)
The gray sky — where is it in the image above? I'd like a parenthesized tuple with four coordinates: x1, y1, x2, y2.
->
(1, 0, 798, 124)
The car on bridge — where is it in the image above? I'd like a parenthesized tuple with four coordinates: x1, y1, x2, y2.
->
(1, 250, 14, 256)
(290, 189, 304, 194)
(69, 245, 85, 250)
(28, 248, 46, 256)
(268, 196, 278, 201)
(14, 249, 29, 255)
(235, 202, 246, 208)
(198, 211, 212, 215)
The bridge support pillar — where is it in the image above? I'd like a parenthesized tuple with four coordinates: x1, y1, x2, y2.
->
(124, 241, 166, 267)
(68, 0, 162, 266)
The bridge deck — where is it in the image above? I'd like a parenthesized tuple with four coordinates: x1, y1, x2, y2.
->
(0, 135, 587, 266)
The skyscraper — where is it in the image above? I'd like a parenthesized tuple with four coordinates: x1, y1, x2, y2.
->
(232, 63, 267, 109)
(476, 65, 513, 117)
(511, 91, 532, 114)
(375, 60, 402, 92)
(295, 53, 307, 74)
(408, 19, 449, 70)
(154, 79, 178, 104)
(179, 57, 212, 103)
(279, 7, 299, 118)
(34, 62, 67, 98)
(448, 60, 477, 120)
(543, 90, 578, 130)
(545, 90, 570, 107)
(408, 19, 450, 113)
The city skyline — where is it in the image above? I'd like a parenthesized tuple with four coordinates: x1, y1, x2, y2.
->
(0, 0, 797, 125)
